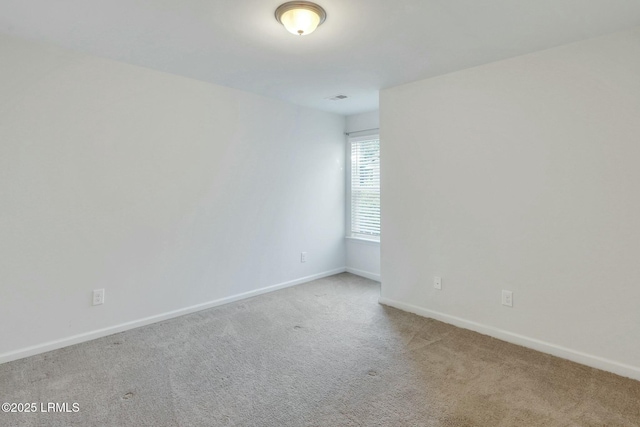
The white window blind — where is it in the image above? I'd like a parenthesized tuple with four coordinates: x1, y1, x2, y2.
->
(350, 135, 380, 239)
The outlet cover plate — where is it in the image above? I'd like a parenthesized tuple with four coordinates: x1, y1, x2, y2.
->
(502, 290, 513, 307)
(93, 289, 105, 306)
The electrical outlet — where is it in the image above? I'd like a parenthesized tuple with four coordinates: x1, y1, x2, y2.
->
(502, 290, 513, 307)
(301, 252, 307, 263)
(434, 276, 442, 290)
(93, 289, 105, 306)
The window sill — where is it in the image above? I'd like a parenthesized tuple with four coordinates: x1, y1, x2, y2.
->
(345, 236, 380, 245)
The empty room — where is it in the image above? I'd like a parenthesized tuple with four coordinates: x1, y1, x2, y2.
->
(1, 1, 640, 426)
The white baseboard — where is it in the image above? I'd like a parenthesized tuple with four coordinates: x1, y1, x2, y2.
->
(0, 267, 347, 365)
(378, 297, 640, 382)
(346, 267, 381, 282)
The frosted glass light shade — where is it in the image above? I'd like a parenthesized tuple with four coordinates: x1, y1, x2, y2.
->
(280, 9, 320, 35)
(275, 2, 326, 36)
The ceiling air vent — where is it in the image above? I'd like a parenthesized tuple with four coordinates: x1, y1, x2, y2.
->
(326, 95, 348, 101)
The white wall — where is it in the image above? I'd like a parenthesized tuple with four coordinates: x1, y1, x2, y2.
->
(346, 111, 379, 137)
(380, 28, 640, 380)
(0, 34, 346, 362)
(345, 110, 381, 282)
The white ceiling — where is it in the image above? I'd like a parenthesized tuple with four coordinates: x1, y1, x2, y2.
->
(1, 0, 640, 115)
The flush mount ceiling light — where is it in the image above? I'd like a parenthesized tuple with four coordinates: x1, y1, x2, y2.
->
(326, 95, 348, 101)
(275, 1, 327, 36)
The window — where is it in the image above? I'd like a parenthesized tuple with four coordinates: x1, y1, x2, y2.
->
(348, 134, 380, 241)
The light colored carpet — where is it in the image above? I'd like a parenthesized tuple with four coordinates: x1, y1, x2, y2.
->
(1, 273, 639, 426)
